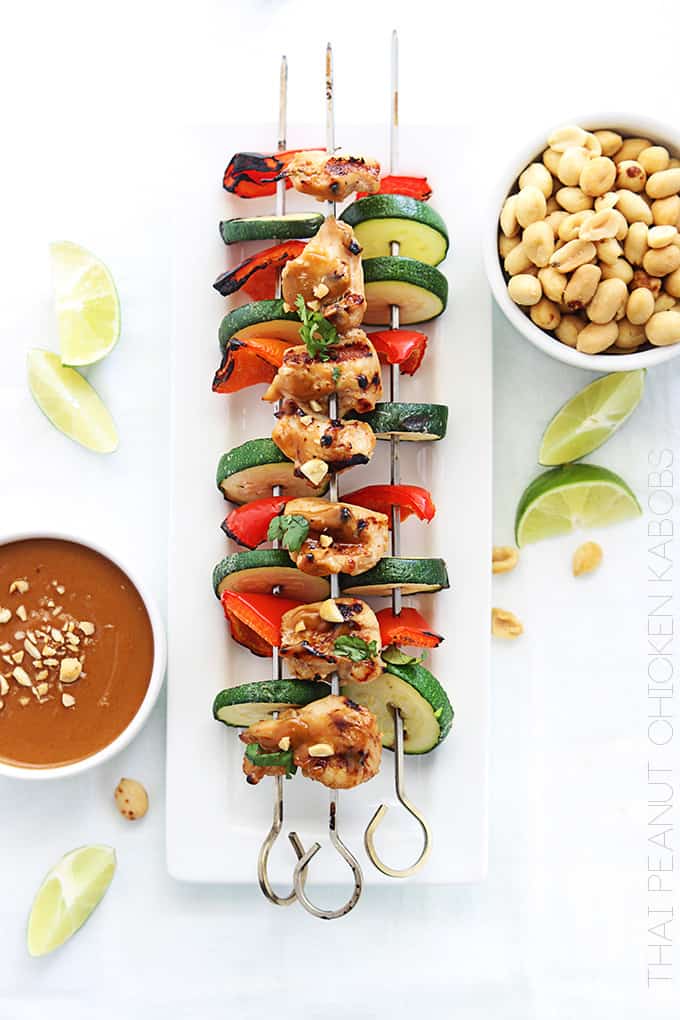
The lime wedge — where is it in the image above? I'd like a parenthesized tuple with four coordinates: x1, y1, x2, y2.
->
(539, 370, 645, 466)
(27, 349, 118, 453)
(27, 845, 116, 957)
(515, 463, 642, 546)
(50, 241, 120, 366)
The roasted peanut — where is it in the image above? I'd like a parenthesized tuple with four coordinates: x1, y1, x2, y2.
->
(632, 268, 662, 296)
(491, 608, 523, 639)
(573, 541, 603, 577)
(645, 310, 680, 346)
(492, 546, 519, 574)
(523, 220, 554, 267)
(646, 168, 680, 200)
(114, 777, 149, 821)
(594, 130, 623, 157)
(601, 258, 634, 284)
(579, 208, 626, 242)
(639, 146, 670, 175)
(652, 195, 680, 227)
(555, 314, 584, 347)
(516, 185, 547, 228)
(519, 162, 553, 198)
(616, 189, 653, 225)
(576, 320, 618, 354)
(648, 225, 678, 249)
(595, 238, 623, 265)
(665, 266, 680, 298)
(564, 264, 601, 310)
(538, 266, 568, 303)
(615, 160, 646, 193)
(626, 287, 655, 325)
(548, 125, 587, 152)
(499, 233, 521, 259)
(500, 195, 519, 238)
(508, 274, 542, 306)
(556, 187, 593, 213)
(504, 243, 533, 276)
(594, 191, 620, 212)
(550, 238, 596, 272)
(643, 245, 680, 277)
(558, 210, 593, 243)
(587, 278, 628, 324)
(616, 318, 646, 348)
(580, 157, 617, 197)
(546, 210, 568, 236)
(542, 147, 562, 176)
(614, 138, 652, 164)
(624, 221, 649, 265)
(546, 196, 561, 214)
(583, 132, 602, 157)
(654, 293, 677, 313)
(557, 147, 590, 187)
(530, 297, 561, 330)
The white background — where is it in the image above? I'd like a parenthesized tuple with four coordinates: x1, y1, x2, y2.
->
(1, 1, 680, 1018)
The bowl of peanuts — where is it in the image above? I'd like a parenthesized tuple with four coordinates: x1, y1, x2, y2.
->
(486, 115, 680, 369)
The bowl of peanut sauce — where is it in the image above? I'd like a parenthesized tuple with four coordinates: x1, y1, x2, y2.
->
(0, 532, 165, 778)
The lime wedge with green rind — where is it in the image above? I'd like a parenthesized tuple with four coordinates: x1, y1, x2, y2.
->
(539, 370, 645, 466)
(27, 349, 118, 453)
(515, 463, 642, 546)
(27, 845, 116, 957)
(50, 241, 120, 367)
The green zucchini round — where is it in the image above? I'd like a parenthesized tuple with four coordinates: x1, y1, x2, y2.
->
(340, 195, 448, 265)
(220, 212, 324, 245)
(213, 549, 330, 601)
(342, 664, 453, 753)
(340, 557, 449, 596)
(217, 438, 328, 503)
(351, 402, 448, 441)
(218, 300, 301, 352)
(213, 679, 328, 727)
(362, 257, 448, 325)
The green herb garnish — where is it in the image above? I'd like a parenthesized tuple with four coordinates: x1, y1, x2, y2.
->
(332, 365, 341, 384)
(334, 635, 378, 662)
(296, 294, 339, 361)
(267, 514, 310, 552)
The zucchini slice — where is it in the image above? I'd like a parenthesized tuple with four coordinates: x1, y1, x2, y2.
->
(340, 195, 448, 265)
(342, 665, 453, 753)
(213, 679, 328, 727)
(220, 212, 324, 245)
(340, 557, 449, 596)
(219, 300, 301, 352)
(217, 438, 329, 503)
(213, 549, 330, 601)
(351, 402, 448, 441)
(363, 257, 448, 325)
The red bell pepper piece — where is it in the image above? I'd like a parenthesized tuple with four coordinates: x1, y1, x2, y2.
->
(221, 496, 286, 549)
(212, 336, 292, 395)
(357, 175, 432, 201)
(342, 484, 436, 525)
(220, 591, 301, 656)
(368, 329, 428, 376)
(213, 241, 306, 300)
(377, 607, 443, 648)
(223, 149, 318, 198)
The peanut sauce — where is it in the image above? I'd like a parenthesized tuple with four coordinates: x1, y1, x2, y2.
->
(0, 538, 153, 769)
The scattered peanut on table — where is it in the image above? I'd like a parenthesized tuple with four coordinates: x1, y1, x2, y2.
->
(114, 778, 149, 821)
(492, 546, 519, 574)
(499, 125, 680, 353)
(572, 541, 603, 577)
(491, 608, 524, 639)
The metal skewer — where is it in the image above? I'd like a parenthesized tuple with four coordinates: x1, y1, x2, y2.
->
(257, 54, 307, 906)
(363, 29, 432, 878)
(290, 42, 364, 919)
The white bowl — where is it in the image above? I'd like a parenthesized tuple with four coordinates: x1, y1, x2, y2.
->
(0, 531, 166, 780)
(484, 112, 680, 372)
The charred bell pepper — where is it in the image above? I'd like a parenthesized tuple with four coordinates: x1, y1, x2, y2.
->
(223, 149, 317, 198)
(220, 590, 302, 656)
(377, 607, 443, 648)
(221, 496, 286, 549)
(213, 241, 305, 300)
(357, 175, 432, 201)
(368, 329, 428, 376)
(341, 484, 436, 525)
(212, 336, 291, 394)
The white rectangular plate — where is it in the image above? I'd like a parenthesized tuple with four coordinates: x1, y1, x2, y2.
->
(167, 124, 491, 885)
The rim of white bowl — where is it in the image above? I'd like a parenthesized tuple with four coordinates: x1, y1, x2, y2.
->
(0, 530, 166, 780)
(484, 111, 680, 372)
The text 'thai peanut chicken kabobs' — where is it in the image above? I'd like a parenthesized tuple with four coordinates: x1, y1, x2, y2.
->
(211, 37, 453, 918)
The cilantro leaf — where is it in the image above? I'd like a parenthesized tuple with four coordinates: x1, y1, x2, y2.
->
(332, 365, 341, 384)
(267, 514, 309, 552)
(334, 634, 378, 662)
(296, 293, 339, 361)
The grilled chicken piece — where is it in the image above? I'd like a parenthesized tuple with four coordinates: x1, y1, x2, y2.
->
(284, 151, 380, 203)
(272, 403, 376, 476)
(283, 497, 388, 576)
(263, 329, 382, 417)
(282, 217, 366, 332)
(280, 597, 383, 684)
(241, 694, 381, 789)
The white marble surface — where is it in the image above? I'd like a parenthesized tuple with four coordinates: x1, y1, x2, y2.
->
(2, 1, 680, 1017)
